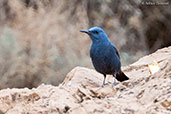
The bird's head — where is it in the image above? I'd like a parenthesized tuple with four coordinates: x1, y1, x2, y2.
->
(80, 27, 109, 42)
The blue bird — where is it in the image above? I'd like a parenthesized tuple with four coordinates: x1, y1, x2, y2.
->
(80, 27, 129, 86)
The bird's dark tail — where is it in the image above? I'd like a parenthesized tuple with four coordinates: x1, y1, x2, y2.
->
(116, 71, 129, 82)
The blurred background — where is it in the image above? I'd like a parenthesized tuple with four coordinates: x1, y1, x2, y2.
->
(0, 0, 170, 89)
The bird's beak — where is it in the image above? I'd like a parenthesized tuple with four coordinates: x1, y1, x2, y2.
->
(80, 29, 89, 34)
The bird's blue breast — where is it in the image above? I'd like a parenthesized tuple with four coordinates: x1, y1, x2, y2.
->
(90, 42, 121, 75)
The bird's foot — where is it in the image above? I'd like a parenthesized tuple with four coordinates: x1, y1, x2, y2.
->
(101, 83, 109, 87)
(112, 82, 119, 87)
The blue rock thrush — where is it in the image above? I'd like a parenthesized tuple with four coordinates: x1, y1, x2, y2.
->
(80, 27, 129, 86)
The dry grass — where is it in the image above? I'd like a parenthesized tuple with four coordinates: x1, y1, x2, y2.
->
(0, 0, 90, 88)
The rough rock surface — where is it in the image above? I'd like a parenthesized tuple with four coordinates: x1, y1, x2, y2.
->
(0, 46, 171, 114)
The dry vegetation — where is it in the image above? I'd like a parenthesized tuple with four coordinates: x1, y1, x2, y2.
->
(0, 0, 170, 88)
(0, 0, 90, 88)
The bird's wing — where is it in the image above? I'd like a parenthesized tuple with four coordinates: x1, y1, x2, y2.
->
(110, 43, 120, 59)
(115, 48, 120, 59)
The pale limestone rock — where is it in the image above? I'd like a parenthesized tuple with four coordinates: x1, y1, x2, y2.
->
(0, 46, 171, 114)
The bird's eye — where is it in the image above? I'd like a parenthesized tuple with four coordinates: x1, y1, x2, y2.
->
(93, 31, 98, 34)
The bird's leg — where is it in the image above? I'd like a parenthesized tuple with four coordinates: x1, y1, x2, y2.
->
(112, 73, 119, 86)
(102, 74, 107, 86)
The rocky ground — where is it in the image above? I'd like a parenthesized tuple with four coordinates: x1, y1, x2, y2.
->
(0, 46, 171, 114)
